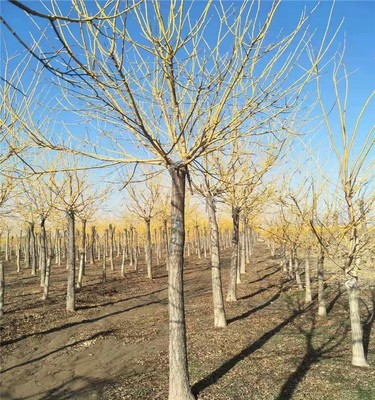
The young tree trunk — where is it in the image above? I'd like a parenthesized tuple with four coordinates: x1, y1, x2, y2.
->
(30, 223, 37, 275)
(207, 195, 227, 328)
(80, 219, 87, 274)
(240, 228, 246, 274)
(77, 253, 84, 289)
(133, 228, 138, 271)
(25, 227, 30, 269)
(90, 226, 96, 264)
(195, 224, 201, 259)
(40, 217, 47, 287)
(317, 249, 327, 317)
(226, 206, 240, 302)
(305, 256, 312, 304)
(0, 261, 4, 316)
(168, 165, 194, 400)
(102, 235, 107, 283)
(66, 209, 76, 312)
(145, 218, 153, 279)
(42, 257, 51, 300)
(345, 277, 369, 367)
(295, 257, 303, 289)
(109, 224, 114, 270)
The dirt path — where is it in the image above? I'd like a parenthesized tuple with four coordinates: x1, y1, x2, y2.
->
(1, 242, 374, 400)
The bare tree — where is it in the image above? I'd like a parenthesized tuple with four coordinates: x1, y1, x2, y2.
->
(314, 56, 374, 367)
(3, 1, 338, 396)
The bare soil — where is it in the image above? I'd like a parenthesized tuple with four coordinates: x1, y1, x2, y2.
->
(1, 242, 374, 399)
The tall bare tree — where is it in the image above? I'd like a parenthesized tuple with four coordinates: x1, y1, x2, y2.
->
(3, 1, 338, 397)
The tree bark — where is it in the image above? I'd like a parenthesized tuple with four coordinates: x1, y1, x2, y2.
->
(90, 226, 96, 264)
(226, 206, 240, 302)
(168, 164, 194, 400)
(207, 195, 227, 328)
(40, 217, 47, 287)
(345, 277, 369, 367)
(66, 209, 76, 312)
(305, 256, 312, 304)
(30, 223, 37, 275)
(42, 257, 51, 300)
(317, 249, 327, 317)
(145, 218, 153, 279)
(0, 261, 4, 316)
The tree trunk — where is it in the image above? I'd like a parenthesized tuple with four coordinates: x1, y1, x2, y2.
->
(0, 261, 4, 316)
(207, 195, 227, 328)
(345, 277, 369, 367)
(30, 223, 37, 275)
(40, 217, 47, 287)
(102, 235, 107, 283)
(305, 256, 312, 304)
(90, 226, 96, 264)
(109, 224, 114, 270)
(317, 249, 327, 317)
(226, 206, 240, 302)
(25, 227, 30, 269)
(42, 257, 51, 300)
(81, 219, 87, 274)
(295, 257, 303, 289)
(145, 218, 153, 279)
(77, 253, 84, 289)
(195, 224, 201, 259)
(168, 164, 194, 400)
(240, 228, 246, 274)
(66, 209, 76, 312)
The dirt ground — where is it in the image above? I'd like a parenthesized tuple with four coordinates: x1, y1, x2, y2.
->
(1, 242, 374, 400)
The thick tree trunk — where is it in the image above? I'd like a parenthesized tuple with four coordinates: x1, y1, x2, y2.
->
(207, 195, 227, 328)
(345, 277, 369, 367)
(317, 250, 327, 317)
(66, 209, 76, 312)
(163, 219, 169, 257)
(168, 165, 194, 400)
(145, 218, 153, 279)
(226, 206, 240, 302)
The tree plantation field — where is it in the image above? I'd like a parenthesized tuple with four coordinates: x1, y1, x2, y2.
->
(1, 1, 375, 400)
(1, 242, 374, 400)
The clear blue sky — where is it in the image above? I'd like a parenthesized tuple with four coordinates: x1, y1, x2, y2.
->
(1, 0, 374, 204)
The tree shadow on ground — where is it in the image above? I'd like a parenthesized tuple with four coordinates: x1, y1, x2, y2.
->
(239, 284, 278, 300)
(78, 287, 167, 310)
(326, 285, 343, 314)
(1, 297, 167, 347)
(24, 376, 116, 400)
(248, 268, 280, 284)
(228, 289, 282, 324)
(0, 330, 114, 374)
(275, 304, 349, 400)
(192, 301, 311, 397)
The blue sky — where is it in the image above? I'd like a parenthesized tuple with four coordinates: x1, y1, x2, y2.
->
(1, 0, 374, 214)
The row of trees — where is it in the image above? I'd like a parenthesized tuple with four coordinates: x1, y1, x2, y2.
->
(1, 1, 373, 399)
